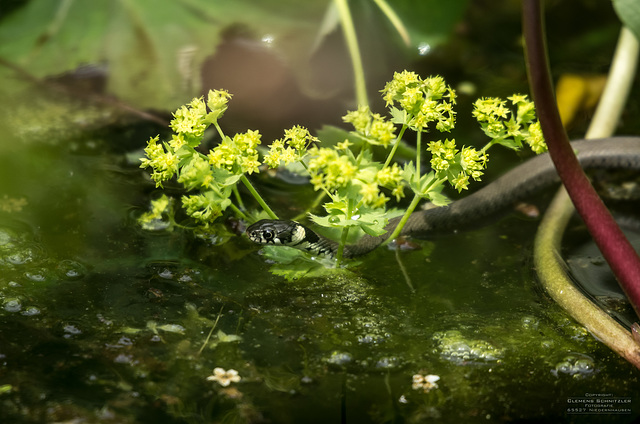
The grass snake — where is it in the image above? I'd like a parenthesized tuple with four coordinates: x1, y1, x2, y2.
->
(246, 137, 640, 259)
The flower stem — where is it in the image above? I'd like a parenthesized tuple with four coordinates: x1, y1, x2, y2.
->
(228, 202, 249, 223)
(213, 122, 225, 139)
(334, 0, 369, 107)
(383, 124, 408, 168)
(415, 130, 422, 183)
(232, 185, 245, 211)
(382, 194, 421, 246)
(371, 0, 410, 46)
(240, 175, 278, 220)
(335, 198, 354, 266)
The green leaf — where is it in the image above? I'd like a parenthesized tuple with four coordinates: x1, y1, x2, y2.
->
(212, 168, 242, 187)
(426, 188, 450, 207)
(384, 0, 469, 51)
(0, 0, 329, 108)
(322, 200, 348, 214)
(389, 106, 409, 125)
(613, 0, 640, 40)
(259, 245, 340, 281)
(310, 209, 387, 236)
(492, 137, 522, 151)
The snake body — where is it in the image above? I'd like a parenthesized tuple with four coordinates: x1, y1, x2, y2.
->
(246, 137, 640, 258)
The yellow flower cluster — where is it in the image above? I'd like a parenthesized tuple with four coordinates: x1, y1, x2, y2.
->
(208, 130, 262, 175)
(342, 106, 396, 147)
(307, 143, 404, 209)
(428, 139, 458, 172)
(526, 121, 546, 154)
(381, 71, 456, 132)
(427, 139, 488, 192)
(473, 94, 546, 153)
(170, 97, 208, 140)
(140, 136, 178, 187)
(178, 156, 212, 190)
(264, 125, 317, 168)
(206, 89, 232, 119)
(182, 192, 229, 223)
(307, 147, 358, 192)
(376, 163, 405, 201)
(460, 146, 488, 181)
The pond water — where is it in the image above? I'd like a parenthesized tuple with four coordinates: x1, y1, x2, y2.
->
(1, 1, 639, 423)
(0, 124, 638, 424)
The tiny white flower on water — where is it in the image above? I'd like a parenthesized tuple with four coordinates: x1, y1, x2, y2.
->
(425, 375, 440, 384)
(207, 367, 241, 387)
(412, 373, 440, 392)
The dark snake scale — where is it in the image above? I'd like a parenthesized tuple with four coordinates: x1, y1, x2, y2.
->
(247, 137, 640, 259)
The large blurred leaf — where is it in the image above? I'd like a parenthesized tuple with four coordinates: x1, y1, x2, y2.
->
(0, 0, 328, 109)
(385, 0, 468, 49)
(0, 0, 467, 109)
(613, 0, 640, 40)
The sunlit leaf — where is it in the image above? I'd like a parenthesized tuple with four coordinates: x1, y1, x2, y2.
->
(0, 0, 329, 108)
(613, 0, 640, 40)
(216, 330, 242, 343)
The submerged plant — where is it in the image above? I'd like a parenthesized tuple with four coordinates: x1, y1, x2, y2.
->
(140, 73, 544, 270)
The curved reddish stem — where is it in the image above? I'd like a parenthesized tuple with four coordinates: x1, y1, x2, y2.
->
(522, 0, 640, 316)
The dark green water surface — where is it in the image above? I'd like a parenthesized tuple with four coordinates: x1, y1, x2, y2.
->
(0, 122, 638, 424)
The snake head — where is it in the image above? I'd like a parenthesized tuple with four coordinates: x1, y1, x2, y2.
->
(246, 219, 305, 246)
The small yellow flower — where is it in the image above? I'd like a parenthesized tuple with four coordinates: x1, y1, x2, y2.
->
(526, 121, 547, 154)
(452, 172, 469, 192)
(507, 93, 528, 104)
(343, 105, 372, 134)
(207, 367, 241, 387)
(335, 139, 353, 151)
(206, 89, 232, 118)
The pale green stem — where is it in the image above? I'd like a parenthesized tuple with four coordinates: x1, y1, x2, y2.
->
(534, 190, 640, 369)
(533, 26, 640, 369)
(382, 175, 446, 245)
(382, 194, 421, 246)
(383, 124, 408, 168)
(197, 305, 224, 356)
(415, 130, 422, 183)
(586, 26, 639, 138)
(240, 175, 278, 219)
(293, 191, 327, 221)
(213, 122, 226, 139)
(232, 185, 245, 211)
(335, 198, 354, 266)
(228, 202, 250, 222)
(334, 0, 369, 107)
(371, 0, 410, 46)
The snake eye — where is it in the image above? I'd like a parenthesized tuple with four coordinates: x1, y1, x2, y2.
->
(262, 229, 275, 242)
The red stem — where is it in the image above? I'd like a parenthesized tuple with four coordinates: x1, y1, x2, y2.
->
(522, 0, 640, 316)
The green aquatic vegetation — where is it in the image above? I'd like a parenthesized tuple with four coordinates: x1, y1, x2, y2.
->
(140, 72, 545, 270)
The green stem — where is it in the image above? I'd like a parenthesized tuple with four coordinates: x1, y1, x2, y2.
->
(240, 175, 278, 219)
(415, 130, 422, 183)
(383, 124, 408, 168)
(228, 202, 250, 222)
(371, 0, 410, 46)
(293, 191, 327, 221)
(334, 0, 369, 107)
(213, 122, 226, 139)
(382, 194, 421, 246)
(335, 198, 354, 266)
(232, 185, 245, 211)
